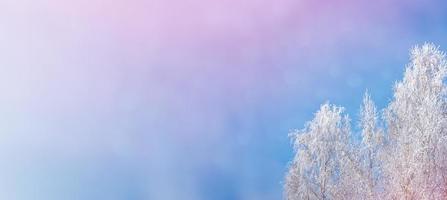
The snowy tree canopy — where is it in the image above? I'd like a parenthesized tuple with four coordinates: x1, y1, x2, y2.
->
(285, 43, 447, 200)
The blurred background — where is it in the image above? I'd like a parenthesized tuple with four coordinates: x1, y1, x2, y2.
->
(1, 0, 447, 199)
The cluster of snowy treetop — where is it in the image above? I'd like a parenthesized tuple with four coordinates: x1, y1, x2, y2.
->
(285, 43, 447, 200)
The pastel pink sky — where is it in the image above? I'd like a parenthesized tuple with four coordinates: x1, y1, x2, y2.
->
(1, 0, 447, 199)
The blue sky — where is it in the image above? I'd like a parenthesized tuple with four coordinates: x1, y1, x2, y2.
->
(1, 0, 447, 199)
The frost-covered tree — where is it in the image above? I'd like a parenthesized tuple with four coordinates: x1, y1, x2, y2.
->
(383, 44, 447, 200)
(285, 43, 447, 200)
(358, 92, 383, 199)
(285, 103, 354, 200)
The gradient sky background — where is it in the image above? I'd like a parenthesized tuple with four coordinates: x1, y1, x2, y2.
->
(2, 0, 447, 199)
